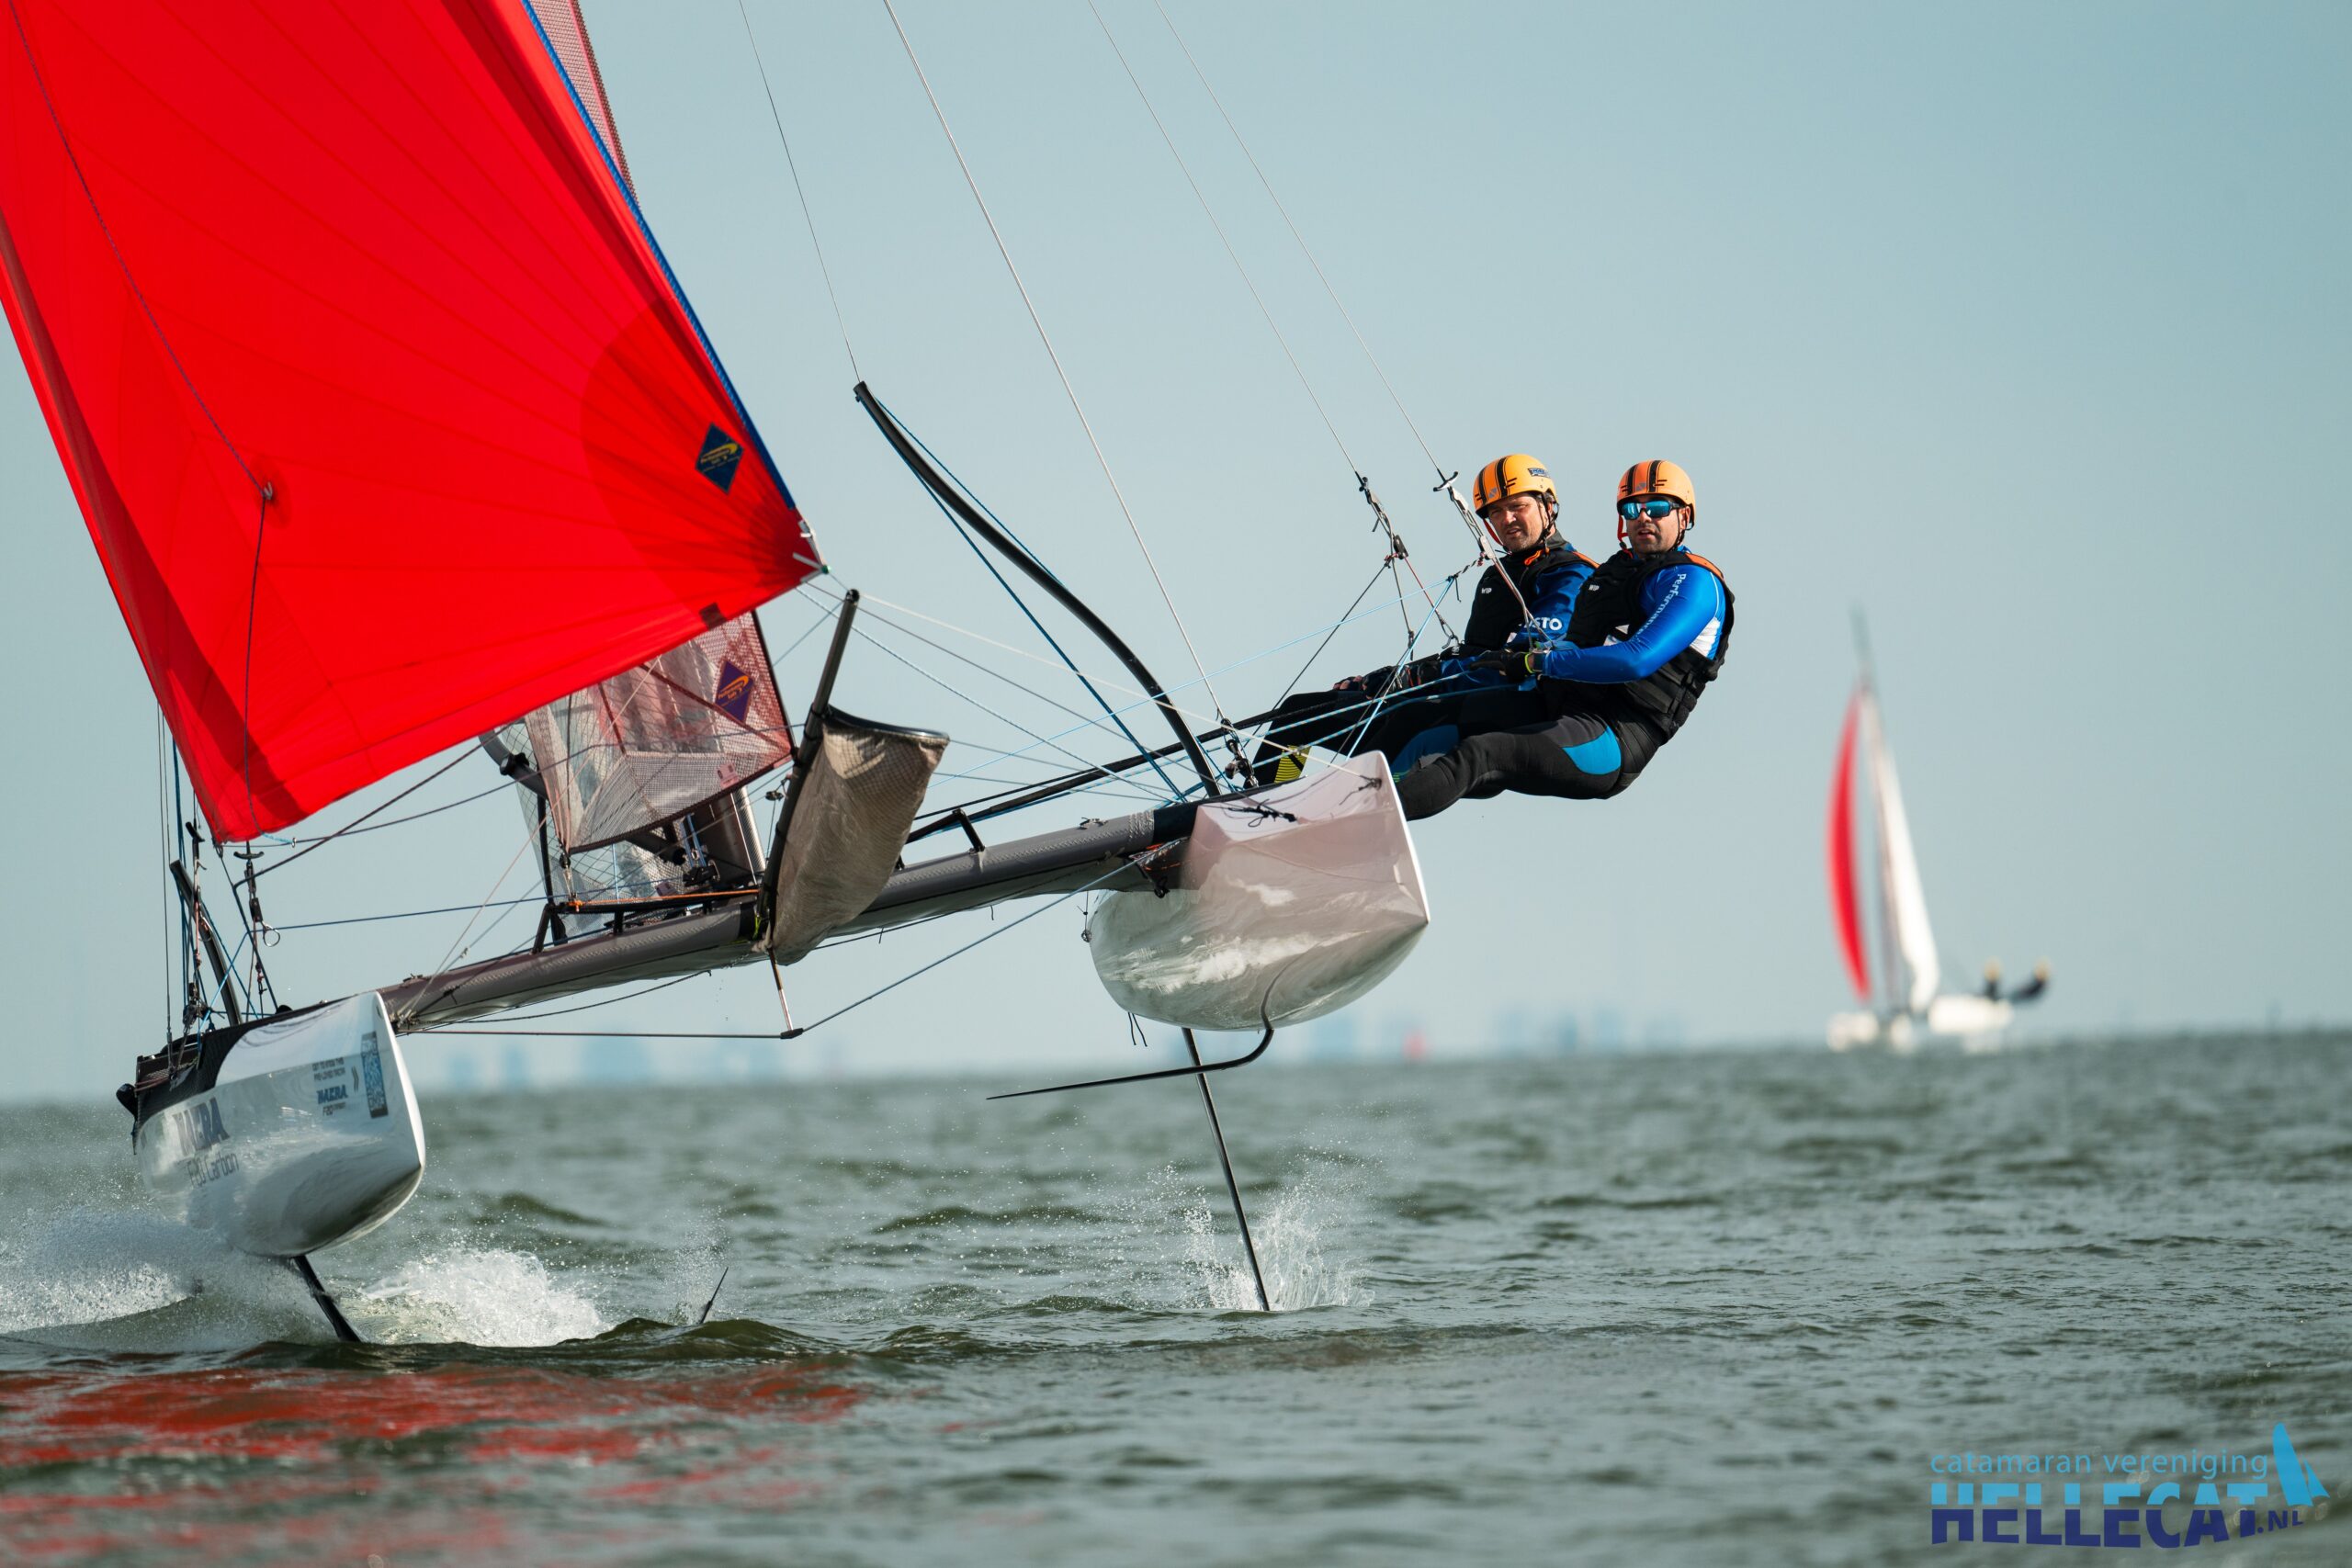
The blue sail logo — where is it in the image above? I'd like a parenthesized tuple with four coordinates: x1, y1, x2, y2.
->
(713, 659, 754, 723)
(695, 424, 743, 491)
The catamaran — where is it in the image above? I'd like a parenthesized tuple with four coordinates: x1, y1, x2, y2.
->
(1825, 619, 2047, 1053)
(0, 0, 1474, 1337)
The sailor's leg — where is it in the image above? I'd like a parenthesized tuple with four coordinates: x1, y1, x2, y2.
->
(1250, 689, 1355, 779)
(1352, 683, 1527, 769)
(1393, 708, 1625, 820)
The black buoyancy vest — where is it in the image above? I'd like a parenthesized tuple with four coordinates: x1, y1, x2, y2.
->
(1560, 547, 1735, 740)
(1462, 536, 1594, 650)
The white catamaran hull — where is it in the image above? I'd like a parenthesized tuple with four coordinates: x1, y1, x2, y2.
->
(1087, 752, 1429, 1032)
(1827, 994, 2016, 1054)
(135, 993, 425, 1258)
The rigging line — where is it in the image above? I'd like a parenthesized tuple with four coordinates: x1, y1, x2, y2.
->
(847, 569, 1418, 753)
(434, 1027, 776, 1039)
(931, 759, 1134, 786)
(837, 615, 1147, 792)
(876, 0, 1226, 721)
(734, 0, 860, 381)
(768, 605, 836, 669)
(870, 397, 1447, 716)
(1269, 558, 1391, 712)
(911, 469, 1179, 795)
(1148, 0, 1443, 482)
(154, 708, 177, 1035)
(885, 394, 1067, 569)
(399, 832, 538, 1023)
(1085, 0, 1358, 478)
(940, 778, 1160, 809)
(410, 971, 705, 1031)
(210, 833, 277, 1013)
(1341, 592, 1453, 756)
(251, 750, 475, 878)
(838, 551, 1430, 818)
(852, 588, 1156, 706)
(860, 394, 1443, 773)
(237, 486, 274, 836)
(782, 863, 1129, 1037)
(271, 895, 544, 933)
(801, 582, 1150, 760)
(915, 577, 1426, 782)
(264, 768, 529, 847)
(429, 863, 1126, 1042)
(1087, 0, 1454, 647)
(171, 750, 201, 1024)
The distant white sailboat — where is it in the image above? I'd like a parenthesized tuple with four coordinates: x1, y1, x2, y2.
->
(1825, 621, 2046, 1052)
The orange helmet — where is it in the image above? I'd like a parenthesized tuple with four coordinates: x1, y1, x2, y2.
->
(1473, 453, 1555, 514)
(1618, 459, 1695, 510)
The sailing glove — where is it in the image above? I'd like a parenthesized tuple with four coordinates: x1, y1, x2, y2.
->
(1390, 656, 1445, 692)
(1471, 648, 1541, 679)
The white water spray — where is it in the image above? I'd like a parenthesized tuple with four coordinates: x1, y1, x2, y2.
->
(353, 1246, 606, 1346)
(1138, 1159, 1368, 1313)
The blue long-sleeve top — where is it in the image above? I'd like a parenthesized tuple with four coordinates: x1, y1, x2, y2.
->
(1532, 560, 1727, 682)
(1437, 550, 1594, 688)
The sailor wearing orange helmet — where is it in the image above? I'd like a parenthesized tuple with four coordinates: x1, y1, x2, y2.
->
(1363, 459, 1733, 818)
(1250, 453, 1593, 784)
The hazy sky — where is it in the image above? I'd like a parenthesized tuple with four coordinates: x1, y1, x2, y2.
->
(3, 1, 2346, 1104)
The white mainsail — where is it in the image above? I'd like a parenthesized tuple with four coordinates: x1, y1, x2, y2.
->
(1857, 682, 1941, 1014)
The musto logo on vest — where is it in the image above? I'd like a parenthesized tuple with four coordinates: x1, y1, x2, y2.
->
(1927, 1423, 2328, 1548)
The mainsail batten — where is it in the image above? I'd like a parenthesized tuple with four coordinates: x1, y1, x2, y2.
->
(0, 0, 820, 841)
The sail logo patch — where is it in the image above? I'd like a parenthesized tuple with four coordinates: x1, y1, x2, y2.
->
(696, 424, 744, 492)
(170, 1098, 229, 1156)
(713, 659, 755, 724)
(360, 1038, 390, 1119)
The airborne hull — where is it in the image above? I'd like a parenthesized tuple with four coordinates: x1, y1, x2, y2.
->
(1087, 753, 1430, 1032)
(134, 994, 425, 1258)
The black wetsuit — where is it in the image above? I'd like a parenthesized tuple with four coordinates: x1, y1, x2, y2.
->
(1249, 536, 1592, 778)
(1363, 547, 1734, 819)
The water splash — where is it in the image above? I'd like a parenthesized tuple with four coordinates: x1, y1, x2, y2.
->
(0, 1207, 316, 1348)
(352, 1246, 607, 1346)
(0, 1205, 607, 1349)
(1144, 1158, 1369, 1314)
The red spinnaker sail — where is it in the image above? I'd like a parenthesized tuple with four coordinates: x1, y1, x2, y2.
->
(0, 0, 820, 840)
(1826, 686, 1871, 1002)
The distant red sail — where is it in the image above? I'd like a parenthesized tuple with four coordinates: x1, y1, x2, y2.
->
(0, 0, 820, 840)
(1826, 686, 1871, 1002)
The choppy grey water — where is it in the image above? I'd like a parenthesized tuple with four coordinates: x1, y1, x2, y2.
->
(2, 1034, 2346, 1566)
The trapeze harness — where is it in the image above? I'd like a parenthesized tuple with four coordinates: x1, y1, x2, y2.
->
(1365, 547, 1735, 820)
(1250, 536, 1593, 778)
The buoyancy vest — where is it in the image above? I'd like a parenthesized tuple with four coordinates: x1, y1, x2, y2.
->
(1559, 547, 1735, 742)
(1462, 536, 1596, 650)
